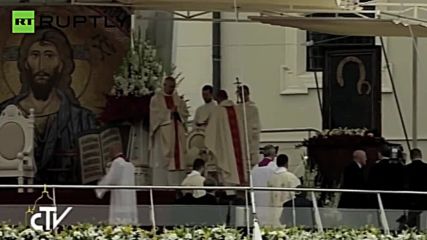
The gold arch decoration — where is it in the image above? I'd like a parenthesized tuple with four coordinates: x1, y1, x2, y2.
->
(336, 56, 372, 95)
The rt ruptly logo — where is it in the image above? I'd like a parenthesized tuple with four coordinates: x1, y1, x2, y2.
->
(12, 10, 35, 34)
(30, 206, 72, 231)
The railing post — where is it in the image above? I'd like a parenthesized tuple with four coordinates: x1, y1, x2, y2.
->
(311, 192, 323, 233)
(377, 193, 390, 235)
(53, 187, 57, 208)
(291, 196, 296, 227)
(149, 188, 156, 231)
(245, 189, 250, 235)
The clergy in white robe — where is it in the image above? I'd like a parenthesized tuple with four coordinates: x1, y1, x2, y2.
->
(236, 85, 261, 167)
(193, 85, 217, 130)
(267, 154, 301, 225)
(150, 77, 189, 186)
(181, 159, 206, 198)
(205, 90, 248, 186)
(95, 146, 137, 225)
(252, 161, 275, 224)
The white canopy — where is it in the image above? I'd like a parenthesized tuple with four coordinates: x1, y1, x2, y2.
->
(76, 0, 345, 12)
(249, 16, 427, 37)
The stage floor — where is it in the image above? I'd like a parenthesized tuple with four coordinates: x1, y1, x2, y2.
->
(0, 189, 177, 205)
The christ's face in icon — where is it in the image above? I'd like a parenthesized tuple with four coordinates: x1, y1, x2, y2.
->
(25, 41, 63, 101)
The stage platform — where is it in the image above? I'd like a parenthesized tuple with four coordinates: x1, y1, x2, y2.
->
(0, 189, 177, 205)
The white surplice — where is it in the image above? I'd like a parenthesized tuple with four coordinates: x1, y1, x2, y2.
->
(267, 167, 301, 226)
(237, 101, 261, 167)
(193, 101, 217, 130)
(150, 91, 189, 186)
(251, 164, 275, 224)
(205, 100, 248, 186)
(95, 157, 138, 225)
(181, 170, 206, 198)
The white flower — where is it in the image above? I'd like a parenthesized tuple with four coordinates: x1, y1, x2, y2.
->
(167, 233, 178, 240)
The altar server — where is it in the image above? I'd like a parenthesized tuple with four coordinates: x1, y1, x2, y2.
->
(150, 76, 189, 185)
(181, 159, 206, 198)
(193, 85, 217, 130)
(95, 144, 138, 225)
(267, 154, 301, 225)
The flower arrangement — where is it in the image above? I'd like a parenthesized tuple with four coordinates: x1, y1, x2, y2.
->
(302, 128, 384, 147)
(109, 28, 163, 97)
(0, 224, 426, 239)
(317, 128, 369, 137)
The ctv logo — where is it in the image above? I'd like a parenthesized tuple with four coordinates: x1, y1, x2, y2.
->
(30, 206, 72, 231)
(12, 10, 35, 34)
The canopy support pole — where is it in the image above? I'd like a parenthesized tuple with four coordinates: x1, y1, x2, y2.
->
(380, 37, 411, 150)
(412, 37, 418, 149)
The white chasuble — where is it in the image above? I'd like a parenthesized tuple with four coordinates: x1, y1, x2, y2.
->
(149, 91, 188, 185)
(205, 100, 248, 186)
(96, 157, 138, 225)
(237, 101, 261, 167)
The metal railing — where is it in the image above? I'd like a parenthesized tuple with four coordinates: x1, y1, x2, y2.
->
(3, 184, 427, 232)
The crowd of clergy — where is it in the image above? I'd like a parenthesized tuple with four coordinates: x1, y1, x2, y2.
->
(91, 76, 427, 227)
(149, 76, 262, 187)
(95, 76, 307, 225)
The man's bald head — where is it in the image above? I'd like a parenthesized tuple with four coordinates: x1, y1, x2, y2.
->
(353, 150, 367, 166)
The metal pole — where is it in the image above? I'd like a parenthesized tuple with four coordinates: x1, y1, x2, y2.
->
(212, 12, 221, 94)
(380, 37, 411, 151)
(311, 192, 323, 233)
(377, 193, 390, 235)
(412, 37, 418, 148)
(292, 196, 296, 226)
(245, 189, 250, 235)
(149, 189, 156, 231)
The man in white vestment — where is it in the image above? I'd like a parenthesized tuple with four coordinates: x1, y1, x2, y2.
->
(205, 90, 248, 186)
(252, 145, 278, 224)
(150, 76, 189, 186)
(181, 159, 206, 199)
(236, 85, 261, 167)
(96, 144, 138, 225)
(193, 85, 217, 130)
(267, 154, 301, 225)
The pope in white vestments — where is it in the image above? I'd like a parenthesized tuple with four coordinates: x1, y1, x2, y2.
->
(205, 90, 248, 186)
(236, 85, 261, 167)
(193, 85, 217, 130)
(251, 145, 278, 224)
(96, 145, 138, 225)
(150, 77, 189, 186)
(252, 162, 275, 224)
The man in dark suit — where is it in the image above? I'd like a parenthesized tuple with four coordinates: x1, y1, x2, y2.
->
(403, 148, 427, 228)
(338, 150, 368, 209)
(369, 145, 405, 209)
(405, 148, 427, 208)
